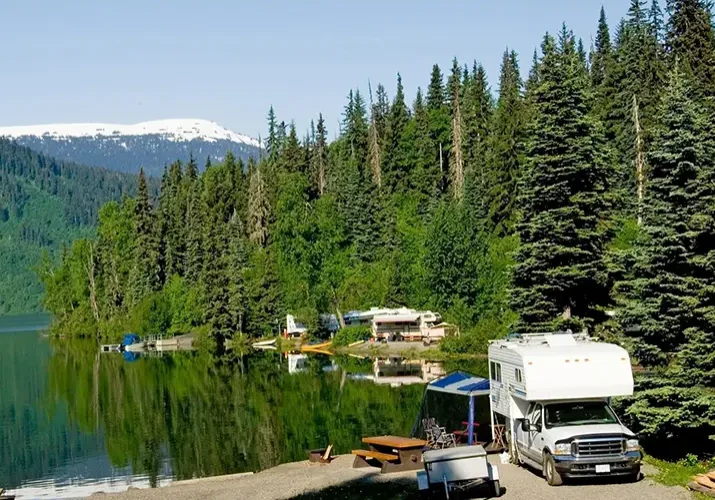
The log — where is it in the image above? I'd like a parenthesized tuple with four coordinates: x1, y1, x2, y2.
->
(694, 475, 715, 490)
(689, 481, 715, 498)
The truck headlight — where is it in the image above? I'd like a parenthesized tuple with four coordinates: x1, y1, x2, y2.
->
(553, 443, 571, 456)
(626, 439, 640, 452)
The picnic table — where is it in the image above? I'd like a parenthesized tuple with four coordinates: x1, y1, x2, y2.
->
(352, 435, 427, 473)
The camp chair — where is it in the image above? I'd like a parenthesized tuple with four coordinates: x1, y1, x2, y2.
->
(425, 420, 457, 449)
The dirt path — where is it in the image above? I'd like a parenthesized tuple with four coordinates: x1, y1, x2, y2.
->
(89, 455, 690, 500)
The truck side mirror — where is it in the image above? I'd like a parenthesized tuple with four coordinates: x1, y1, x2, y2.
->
(520, 419, 530, 432)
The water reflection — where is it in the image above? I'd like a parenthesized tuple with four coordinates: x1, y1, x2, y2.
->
(38, 342, 426, 493)
(2, 327, 487, 498)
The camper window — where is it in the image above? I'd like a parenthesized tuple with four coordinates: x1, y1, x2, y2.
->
(490, 361, 502, 383)
(515, 368, 523, 383)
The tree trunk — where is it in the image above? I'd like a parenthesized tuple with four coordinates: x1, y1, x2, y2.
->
(633, 94, 645, 226)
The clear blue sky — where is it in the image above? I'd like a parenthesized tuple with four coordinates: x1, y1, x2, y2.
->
(0, 0, 631, 139)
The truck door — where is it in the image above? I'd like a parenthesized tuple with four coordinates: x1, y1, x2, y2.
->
(516, 403, 544, 465)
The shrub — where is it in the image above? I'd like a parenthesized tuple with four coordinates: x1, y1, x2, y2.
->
(332, 325, 372, 347)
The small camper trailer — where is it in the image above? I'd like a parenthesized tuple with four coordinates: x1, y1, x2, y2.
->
(488, 332, 641, 486)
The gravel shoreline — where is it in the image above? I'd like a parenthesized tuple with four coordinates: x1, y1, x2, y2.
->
(87, 454, 690, 500)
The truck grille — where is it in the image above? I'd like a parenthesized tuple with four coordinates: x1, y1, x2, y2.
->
(574, 438, 624, 457)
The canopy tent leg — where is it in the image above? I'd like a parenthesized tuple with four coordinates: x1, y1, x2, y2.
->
(468, 394, 475, 445)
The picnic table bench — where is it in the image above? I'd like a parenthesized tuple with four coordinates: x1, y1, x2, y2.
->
(352, 435, 427, 473)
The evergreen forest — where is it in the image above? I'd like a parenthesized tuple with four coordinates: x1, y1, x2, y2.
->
(0, 140, 151, 314)
(41, 0, 715, 452)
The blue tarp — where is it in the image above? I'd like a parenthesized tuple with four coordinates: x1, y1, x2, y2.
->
(426, 370, 490, 396)
(122, 333, 141, 346)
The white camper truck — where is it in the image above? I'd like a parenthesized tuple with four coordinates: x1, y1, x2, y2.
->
(488, 332, 641, 486)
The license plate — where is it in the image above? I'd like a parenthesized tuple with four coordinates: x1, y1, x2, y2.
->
(596, 464, 611, 474)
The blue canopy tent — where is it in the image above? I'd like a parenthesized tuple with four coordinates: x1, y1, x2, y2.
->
(411, 371, 490, 445)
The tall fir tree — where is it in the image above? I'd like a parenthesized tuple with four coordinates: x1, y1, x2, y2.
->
(617, 65, 706, 366)
(426, 65, 450, 193)
(511, 30, 610, 332)
(367, 82, 383, 189)
(488, 49, 525, 235)
(247, 159, 270, 247)
(590, 6, 613, 89)
(311, 114, 328, 197)
(128, 169, 159, 303)
(184, 170, 204, 283)
(383, 74, 412, 194)
(463, 62, 494, 220)
(665, 0, 715, 95)
(411, 87, 440, 207)
(266, 106, 279, 164)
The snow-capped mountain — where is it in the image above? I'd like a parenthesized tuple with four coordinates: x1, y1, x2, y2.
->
(0, 119, 261, 176)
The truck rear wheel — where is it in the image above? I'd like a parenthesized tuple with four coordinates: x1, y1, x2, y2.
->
(544, 453, 563, 486)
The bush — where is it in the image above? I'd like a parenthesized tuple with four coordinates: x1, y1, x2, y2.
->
(439, 316, 508, 355)
(615, 384, 715, 459)
(127, 292, 171, 336)
(332, 326, 372, 347)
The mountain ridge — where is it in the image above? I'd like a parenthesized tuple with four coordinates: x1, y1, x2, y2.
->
(0, 119, 261, 177)
(0, 118, 260, 147)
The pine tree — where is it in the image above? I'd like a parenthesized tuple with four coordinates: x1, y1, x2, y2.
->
(448, 58, 465, 200)
(463, 62, 493, 218)
(247, 159, 270, 247)
(591, 6, 613, 88)
(617, 65, 704, 366)
(266, 106, 279, 164)
(488, 49, 525, 235)
(411, 88, 440, 206)
(227, 211, 248, 335)
(161, 159, 184, 279)
(367, 82, 383, 189)
(511, 31, 610, 332)
(601, 0, 666, 217)
(281, 122, 304, 174)
(665, 0, 715, 95)
(128, 169, 159, 303)
(311, 114, 328, 196)
(384, 74, 412, 194)
(184, 173, 204, 283)
(426, 65, 450, 193)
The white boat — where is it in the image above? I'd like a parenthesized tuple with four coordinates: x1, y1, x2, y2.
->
(253, 338, 277, 347)
(125, 342, 146, 352)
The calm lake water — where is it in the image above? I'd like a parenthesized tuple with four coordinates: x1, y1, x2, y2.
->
(0, 314, 486, 499)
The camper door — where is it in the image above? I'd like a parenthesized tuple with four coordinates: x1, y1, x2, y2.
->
(515, 402, 545, 464)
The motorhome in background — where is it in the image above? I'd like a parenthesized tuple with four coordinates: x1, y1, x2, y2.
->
(488, 332, 641, 486)
(343, 307, 456, 342)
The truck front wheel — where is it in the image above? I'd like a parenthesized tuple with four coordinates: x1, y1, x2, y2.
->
(544, 453, 563, 486)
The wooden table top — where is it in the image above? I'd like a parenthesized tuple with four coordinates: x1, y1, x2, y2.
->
(362, 435, 428, 449)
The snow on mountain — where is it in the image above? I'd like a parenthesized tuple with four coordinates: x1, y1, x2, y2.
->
(0, 119, 261, 177)
(0, 119, 260, 148)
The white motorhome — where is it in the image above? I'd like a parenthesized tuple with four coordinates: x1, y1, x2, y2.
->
(488, 332, 641, 486)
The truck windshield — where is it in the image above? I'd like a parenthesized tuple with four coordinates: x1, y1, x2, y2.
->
(544, 402, 618, 428)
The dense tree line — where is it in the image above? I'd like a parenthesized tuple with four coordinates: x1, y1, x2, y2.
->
(42, 0, 715, 452)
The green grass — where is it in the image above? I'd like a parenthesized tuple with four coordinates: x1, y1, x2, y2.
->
(645, 454, 713, 488)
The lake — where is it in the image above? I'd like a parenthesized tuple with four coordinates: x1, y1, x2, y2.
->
(0, 314, 487, 498)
